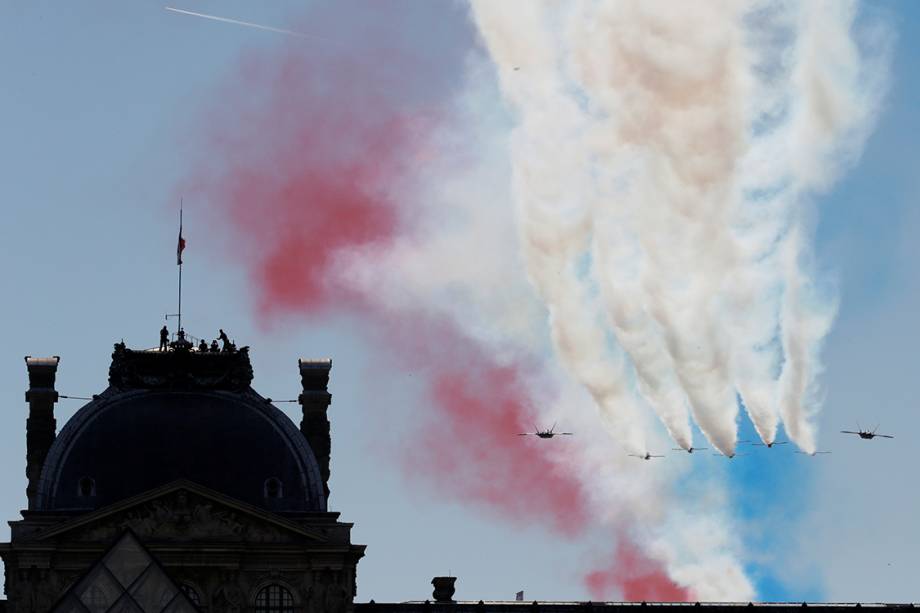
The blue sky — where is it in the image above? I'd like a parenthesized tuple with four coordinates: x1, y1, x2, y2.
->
(1, 0, 918, 603)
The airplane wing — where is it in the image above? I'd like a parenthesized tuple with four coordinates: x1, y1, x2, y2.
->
(876, 434, 894, 439)
(517, 433, 531, 436)
(650, 455, 664, 458)
(559, 432, 574, 435)
(840, 430, 860, 435)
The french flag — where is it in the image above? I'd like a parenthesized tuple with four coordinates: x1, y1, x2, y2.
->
(177, 212, 186, 265)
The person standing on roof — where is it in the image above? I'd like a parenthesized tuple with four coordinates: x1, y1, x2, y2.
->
(218, 329, 231, 352)
(159, 326, 169, 351)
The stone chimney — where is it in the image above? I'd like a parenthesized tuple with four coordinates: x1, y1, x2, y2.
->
(24, 356, 60, 510)
(298, 358, 332, 502)
(431, 577, 456, 603)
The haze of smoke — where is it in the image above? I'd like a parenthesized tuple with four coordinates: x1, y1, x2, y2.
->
(585, 538, 691, 601)
(178, 0, 891, 599)
(179, 18, 701, 599)
(340, 58, 753, 599)
(469, 0, 888, 454)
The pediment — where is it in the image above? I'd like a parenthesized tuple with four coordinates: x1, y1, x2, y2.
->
(33, 480, 326, 545)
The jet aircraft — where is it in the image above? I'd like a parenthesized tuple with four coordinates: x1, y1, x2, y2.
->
(752, 440, 788, 448)
(841, 425, 893, 440)
(517, 423, 573, 439)
(673, 446, 707, 454)
(629, 452, 664, 461)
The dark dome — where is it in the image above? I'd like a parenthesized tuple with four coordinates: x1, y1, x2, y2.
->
(36, 388, 326, 513)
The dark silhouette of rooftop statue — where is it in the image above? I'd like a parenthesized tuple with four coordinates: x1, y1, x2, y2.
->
(159, 325, 169, 351)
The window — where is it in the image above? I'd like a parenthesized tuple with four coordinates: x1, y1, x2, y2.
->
(77, 477, 96, 497)
(264, 478, 283, 499)
(180, 584, 201, 606)
(254, 585, 294, 613)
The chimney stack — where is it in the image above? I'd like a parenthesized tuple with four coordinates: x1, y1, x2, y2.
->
(24, 356, 60, 510)
(298, 358, 332, 502)
(431, 577, 456, 603)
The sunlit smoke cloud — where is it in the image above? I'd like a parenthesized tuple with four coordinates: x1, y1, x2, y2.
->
(178, 2, 747, 599)
(178, 0, 887, 601)
(469, 0, 889, 456)
(174, 1, 602, 585)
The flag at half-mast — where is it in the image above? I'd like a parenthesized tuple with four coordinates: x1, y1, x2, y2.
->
(176, 210, 186, 265)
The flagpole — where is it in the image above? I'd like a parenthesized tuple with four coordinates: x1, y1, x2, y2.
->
(178, 203, 183, 333)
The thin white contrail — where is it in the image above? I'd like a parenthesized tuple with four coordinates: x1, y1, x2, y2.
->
(165, 6, 323, 40)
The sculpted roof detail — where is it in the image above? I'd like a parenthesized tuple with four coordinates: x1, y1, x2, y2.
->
(108, 342, 253, 392)
(33, 481, 326, 545)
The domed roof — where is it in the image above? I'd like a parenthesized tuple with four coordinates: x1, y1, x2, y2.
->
(34, 346, 326, 513)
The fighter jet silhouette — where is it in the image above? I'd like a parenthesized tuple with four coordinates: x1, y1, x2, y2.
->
(841, 424, 893, 440)
(629, 452, 664, 461)
(712, 451, 746, 459)
(751, 440, 789, 448)
(517, 423, 573, 439)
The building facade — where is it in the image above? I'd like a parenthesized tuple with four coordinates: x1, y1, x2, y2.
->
(0, 340, 364, 612)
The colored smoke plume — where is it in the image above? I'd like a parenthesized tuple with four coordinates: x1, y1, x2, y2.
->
(470, 0, 890, 454)
(178, 1, 762, 601)
(405, 321, 589, 535)
(184, 55, 417, 316)
(585, 539, 692, 602)
(180, 3, 592, 539)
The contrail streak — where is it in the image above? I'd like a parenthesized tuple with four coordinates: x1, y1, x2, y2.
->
(165, 6, 322, 40)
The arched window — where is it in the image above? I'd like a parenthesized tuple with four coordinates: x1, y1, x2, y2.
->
(77, 477, 96, 497)
(264, 478, 283, 499)
(180, 584, 201, 606)
(254, 584, 295, 613)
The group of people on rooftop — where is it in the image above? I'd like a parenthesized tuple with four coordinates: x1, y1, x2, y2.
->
(159, 326, 234, 353)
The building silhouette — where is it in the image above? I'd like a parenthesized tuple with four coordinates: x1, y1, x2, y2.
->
(1, 340, 362, 612)
(0, 339, 915, 612)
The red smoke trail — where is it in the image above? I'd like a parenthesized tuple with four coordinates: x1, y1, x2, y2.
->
(180, 24, 589, 534)
(585, 539, 692, 602)
(395, 315, 588, 534)
(179, 3, 677, 595)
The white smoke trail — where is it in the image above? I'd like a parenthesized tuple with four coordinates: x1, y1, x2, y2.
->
(340, 0, 886, 598)
(470, 0, 888, 454)
(340, 48, 754, 599)
(462, 0, 887, 595)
